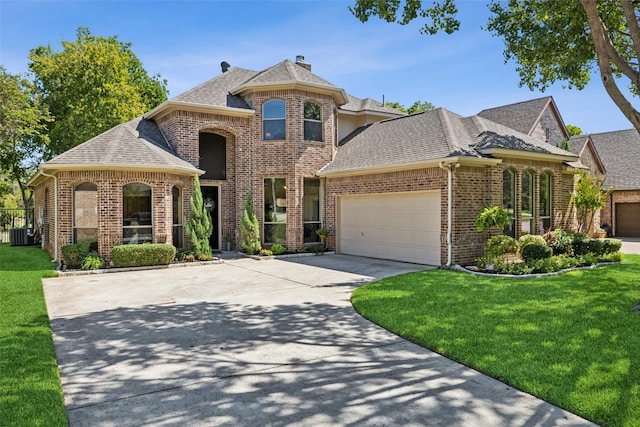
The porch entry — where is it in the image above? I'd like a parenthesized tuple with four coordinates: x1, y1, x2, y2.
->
(201, 186, 220, 250)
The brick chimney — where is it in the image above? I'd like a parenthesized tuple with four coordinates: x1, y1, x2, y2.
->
(295, 55, 311, 72)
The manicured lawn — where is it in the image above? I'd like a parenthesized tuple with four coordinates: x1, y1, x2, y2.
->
(352, 255, 640, 427)
(0, 244, 67, 426)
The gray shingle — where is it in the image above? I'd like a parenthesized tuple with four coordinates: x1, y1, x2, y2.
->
(46, 117, 199, 173)
(589, 129, 640, 190)
(477, 97, 551, 135)
(172, 67, 258, 109)
(340, 94, 405, 116)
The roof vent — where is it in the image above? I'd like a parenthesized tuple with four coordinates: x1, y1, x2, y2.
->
(221, 61, 230, 73)
(295, 55, 311, 72)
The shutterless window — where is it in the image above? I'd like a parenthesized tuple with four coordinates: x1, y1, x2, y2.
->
(73, 182, 97, 243)
(172, 186, 183, 248)
(303, 178, 321, 243)
(521, 170, 534, 233)
(503, 169, 516, 237)
(123, 183, 152, 244)
(263, 100, 286, 140)
(539, 172, 552, 232)
(304, 102, 322, 141)
(264, 178, 286, 244)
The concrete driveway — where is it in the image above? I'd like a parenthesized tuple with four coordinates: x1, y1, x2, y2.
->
(44, 254, 594, 426)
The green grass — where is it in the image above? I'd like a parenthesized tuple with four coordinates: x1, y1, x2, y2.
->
(352, 255, 640, 427)
(0, 244, 67, 426)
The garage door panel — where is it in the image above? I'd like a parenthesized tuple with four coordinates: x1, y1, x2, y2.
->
(338, 192, 441, 265)
(616, 203, 640, 237)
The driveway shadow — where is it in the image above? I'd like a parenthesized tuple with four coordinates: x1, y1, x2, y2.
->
(52, 298, 593, 426)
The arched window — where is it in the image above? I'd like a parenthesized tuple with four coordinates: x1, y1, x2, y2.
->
(304, 101, 322, 141)
(123, 183, 152, 244)
(73, 183, 97, 243)
(539, 172, 552, 232)
(263, 100, 286, 140)
(521, 170, 534, 233)
(503, 169, 516, 237)
(172, 186, 183, 248)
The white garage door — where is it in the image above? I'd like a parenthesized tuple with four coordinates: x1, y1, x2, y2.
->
(338, 192, 441, 265)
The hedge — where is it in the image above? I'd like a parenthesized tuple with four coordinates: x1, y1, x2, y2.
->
(61, 241, 91, 268)
(111, 244, 176, 268)
(521, 243, 552, 261)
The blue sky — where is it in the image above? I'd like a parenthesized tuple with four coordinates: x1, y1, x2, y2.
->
(0, 0, 635, 134)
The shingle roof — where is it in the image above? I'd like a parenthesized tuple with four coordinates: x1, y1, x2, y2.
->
(477, 96, 552, 135)
(588, 129, 640, 190)
(567, 135, 589, 155)
(44, 117, 200, 173)
(172, 67, 258, 109)
(243, 60, 337, 87)
(340, 94, 406, 116)
(321, 108, 576, 175)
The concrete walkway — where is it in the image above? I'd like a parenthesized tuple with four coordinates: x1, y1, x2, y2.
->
(43, 255, 594, 426)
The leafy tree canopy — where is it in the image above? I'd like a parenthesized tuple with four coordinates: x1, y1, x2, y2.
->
(566, 124, 583, 137)
(385, 100, 435, 114)
(350, 1, 640, 133)
(0, 66, 50, 209)
(29, 27, 168, 156)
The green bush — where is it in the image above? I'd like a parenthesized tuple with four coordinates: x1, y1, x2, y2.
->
(521, 244, 552, 261)
(599, 252, 624, 263)
(485, 235, 518, 257)
(260, 249, 273, 256)
(544, 229, 573, 255)
(527, 255, 577, 274)
(602, 238, 622, 254)
(111, 244, 176, 268)
(500, 262, 533, 275)
(518, 234, 546, 250)
(81, 252, 104, 270)
(571, 235, 591, 256)
(587, 238, 605, 256)
(578, 252, 599, 266)
(270, 243, 287, 255)
(61, 241, 91, 268)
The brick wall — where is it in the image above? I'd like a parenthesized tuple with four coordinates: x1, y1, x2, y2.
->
(601, 190, 640, 235)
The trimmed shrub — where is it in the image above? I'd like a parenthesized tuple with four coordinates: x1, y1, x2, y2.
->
(485, 235, 518, 257)
(599, 252, 624, 263)
(544, 229, 573, 255)
(518, 234, 546, 250)
(571, 235, 591, 256)
(587, 238, 605, 256)
(270, 243, 286, 255)
(260, 249, 273, 256)
(602, 238, 622, 254)
(522, 244, 552, 261)
(111, 244, 176, 268)
(61, 241, 91, 268)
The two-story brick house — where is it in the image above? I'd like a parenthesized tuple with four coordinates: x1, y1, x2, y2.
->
(29, 57, 583, 266)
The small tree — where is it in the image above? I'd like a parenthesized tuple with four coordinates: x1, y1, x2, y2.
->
(573, 172, 610, 235)
(185, 176, 212, 256)
(239, 191, 261, 255)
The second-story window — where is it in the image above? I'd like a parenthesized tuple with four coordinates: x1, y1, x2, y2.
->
(263, 100, 286, 140)
(304, 102, 322, 141)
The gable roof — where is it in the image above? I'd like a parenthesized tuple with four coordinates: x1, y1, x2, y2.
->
(320, 108, 577, 177)
(477, 96, 570, 140)
(29, 117, 201, 186)
(588, 129, 640, 190)
(231, 60, 349, 105)
(567, 135, 606, 175)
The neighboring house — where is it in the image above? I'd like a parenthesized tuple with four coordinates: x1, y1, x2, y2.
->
(29, 56, 582, 267)
(585, 130, 640, 237)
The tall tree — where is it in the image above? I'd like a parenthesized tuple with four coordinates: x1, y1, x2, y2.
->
(239, 191, 262, 255)
(0, 67, 50, 210)
(350, 1, 640, 134)
(566, 125, 584, 137)
(29, 27, 168, 156)
(386, 100, 435, 114)
(185, 176, 213, 256)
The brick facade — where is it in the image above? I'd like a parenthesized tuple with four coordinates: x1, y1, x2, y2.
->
(601, 190, 640, 236)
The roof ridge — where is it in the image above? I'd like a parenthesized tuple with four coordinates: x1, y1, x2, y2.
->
(478, 95, 552, 114)
(438, 108, 462, 154)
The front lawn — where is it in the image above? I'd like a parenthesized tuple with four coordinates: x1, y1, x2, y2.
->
(352, 255, 640, 427)
(0, 244, 67, 426)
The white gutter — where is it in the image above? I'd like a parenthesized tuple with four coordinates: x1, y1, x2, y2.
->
(439, 161, 455, 267)
(40, 171, 58, 262)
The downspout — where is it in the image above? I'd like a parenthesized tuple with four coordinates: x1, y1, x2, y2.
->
(40, 171, 58, 262)
(439, 162, 452, 267)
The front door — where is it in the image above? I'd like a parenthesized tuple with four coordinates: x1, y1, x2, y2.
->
(201, 186, 220, 251)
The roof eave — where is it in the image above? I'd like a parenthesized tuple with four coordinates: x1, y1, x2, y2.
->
(231, 81, 349, 105)
(318, 156, 502, 178)
(338, 109, 406, 119)
(477, 147, 578, 163)
(28, 163, 203, 187)
(146, 100, 255, 120)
